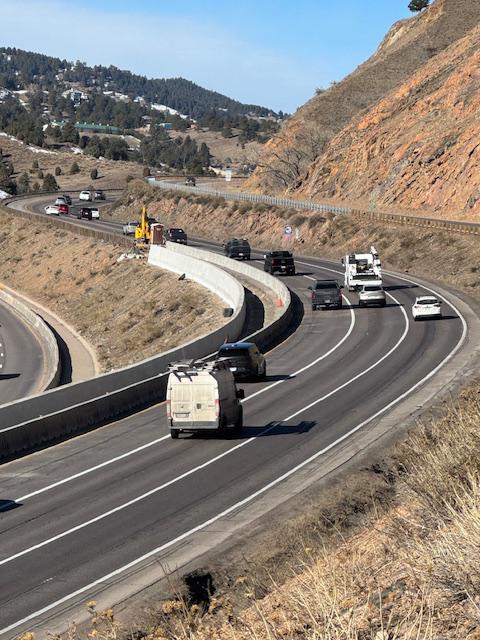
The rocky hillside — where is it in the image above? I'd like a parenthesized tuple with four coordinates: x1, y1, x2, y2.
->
(250, 0, 480, 210)
(300, 23, 480, 217)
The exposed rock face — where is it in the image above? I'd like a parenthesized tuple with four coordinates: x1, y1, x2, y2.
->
(250, 0, 480, 209)
(301, 24, 480, 218)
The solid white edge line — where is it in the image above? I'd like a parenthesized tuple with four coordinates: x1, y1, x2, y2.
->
(2, 281, 468, 639)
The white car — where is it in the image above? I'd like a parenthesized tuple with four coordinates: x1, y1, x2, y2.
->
(122, 221, 139, 235)
(412, 296, 442, 320)
(44, 204, 60, 215)
(358, 285, 386, 307)
(55, 197, 67, 205)
(79, 190, 92, 201)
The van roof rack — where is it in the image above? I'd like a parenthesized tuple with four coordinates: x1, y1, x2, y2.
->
(168, 359, 229, 378)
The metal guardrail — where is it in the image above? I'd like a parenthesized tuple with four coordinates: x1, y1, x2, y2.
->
(148, 179, 480, 237)
(147, 178, 352, 216)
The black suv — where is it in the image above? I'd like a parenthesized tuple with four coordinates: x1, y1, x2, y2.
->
(93, 190, 106, 200)
(216, 342, 266, 380)
(185, 176, 196, 187)
(166, 227, 188, 244)
(224, 238, 251, 260)
(264, 251, 295, 276)
(309, 279, 343, 310)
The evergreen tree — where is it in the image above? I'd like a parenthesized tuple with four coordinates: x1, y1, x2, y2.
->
(17, 172, 30, 194)
(69, 161, 80, 174)
(42, 173, 59, 191)
(90, 168, 98, 180)
(62, 121, 79, 144)
(408, 0, 430, 11)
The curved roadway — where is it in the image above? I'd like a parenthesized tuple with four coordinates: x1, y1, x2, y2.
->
(0, 193, 469, 637)
(0, 299, 45, 405)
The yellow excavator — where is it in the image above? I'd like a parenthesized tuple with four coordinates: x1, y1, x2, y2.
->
(134, 205, 152, 243)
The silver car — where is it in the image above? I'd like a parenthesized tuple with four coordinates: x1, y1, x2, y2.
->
(122, 221, 139, 235)
(358, 284, 386, 307)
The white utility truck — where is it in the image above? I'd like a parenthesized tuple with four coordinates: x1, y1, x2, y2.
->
(166, 360, 244, 439)
(342, 246, 382, 291)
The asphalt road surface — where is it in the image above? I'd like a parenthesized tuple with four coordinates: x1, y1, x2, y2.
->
(0, 193, 469, 638)
(0, 299, 45, 406)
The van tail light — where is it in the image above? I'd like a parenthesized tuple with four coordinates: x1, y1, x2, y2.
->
(215, 399, 220, 417)
(166, 400, 171, 418)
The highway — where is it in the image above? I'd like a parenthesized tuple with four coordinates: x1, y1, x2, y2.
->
(0, 299, 46, 405)
(0, 192, 472, 637)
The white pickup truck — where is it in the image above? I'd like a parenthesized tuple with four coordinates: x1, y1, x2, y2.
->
(343, 245, 382, 291)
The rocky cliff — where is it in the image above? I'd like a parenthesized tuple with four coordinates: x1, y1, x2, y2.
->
(249, 0, 480, 218)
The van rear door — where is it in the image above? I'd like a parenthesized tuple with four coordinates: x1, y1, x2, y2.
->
(192, 381, 218, 425)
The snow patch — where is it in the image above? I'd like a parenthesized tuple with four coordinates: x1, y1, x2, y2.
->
(0, 190, 11, 199)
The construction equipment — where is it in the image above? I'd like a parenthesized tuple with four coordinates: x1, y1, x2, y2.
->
(134, 205, 153, 243)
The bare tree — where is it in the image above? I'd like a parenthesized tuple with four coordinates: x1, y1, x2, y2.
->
(255, 123, 327, 192)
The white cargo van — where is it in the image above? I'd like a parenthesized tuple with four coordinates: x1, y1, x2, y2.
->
(166, 360, 244, 439)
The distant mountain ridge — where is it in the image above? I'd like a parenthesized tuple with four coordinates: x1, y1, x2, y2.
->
(0, 47, 277, 119)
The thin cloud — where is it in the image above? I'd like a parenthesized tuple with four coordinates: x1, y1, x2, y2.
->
(0, 0, 321, 111)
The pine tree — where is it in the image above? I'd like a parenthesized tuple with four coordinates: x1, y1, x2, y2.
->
(17, 172, 30, 194)
(408, 0, 430, 11)
(42, 173, 59, 191)
(69, 161, 80, 175)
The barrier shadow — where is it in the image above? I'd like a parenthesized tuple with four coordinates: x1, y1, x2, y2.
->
(0, 374, 20, 380)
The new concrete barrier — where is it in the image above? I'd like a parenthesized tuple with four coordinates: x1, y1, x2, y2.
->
(0, 287, 61, 391)
(0, 247, 246, 460)
(165, 241, 293, 353)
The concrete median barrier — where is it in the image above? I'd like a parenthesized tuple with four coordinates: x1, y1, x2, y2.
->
(0, 246, 246, 460)
(0, 287, 61, 392)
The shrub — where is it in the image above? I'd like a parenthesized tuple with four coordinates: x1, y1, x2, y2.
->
(126, 175, 134, 183)
(90, 168, 98, 180)
(32, 159, 39, 169)
(54, 166, 62, 176)
(142, 166, 151, 177)
(69, 161, 80, 175)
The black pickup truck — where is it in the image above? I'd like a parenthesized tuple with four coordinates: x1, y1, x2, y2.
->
(224, 238, 251, 260)
(309, 279, 343, 310)
(264, 250, 295, 276)
(166, 228, 188, 244)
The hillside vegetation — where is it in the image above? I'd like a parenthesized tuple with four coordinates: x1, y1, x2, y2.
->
(250, 0, 480, 210)
(0, 207, 225, 371)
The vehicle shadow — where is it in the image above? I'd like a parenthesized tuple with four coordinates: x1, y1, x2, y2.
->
(295, 272, 314, 277)
(185, 421, 316, 440)
(0, 499, 21, 512)
(0, 374, 20, 380)
(383, 284, 418, 291)
(239, 420, 316, 438)
(262, 374, 292, 382)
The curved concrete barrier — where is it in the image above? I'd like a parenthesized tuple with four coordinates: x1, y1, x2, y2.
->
(0, 247, 246, 460)
(0, 286, 61, 391)
(164, 241, 293, 352)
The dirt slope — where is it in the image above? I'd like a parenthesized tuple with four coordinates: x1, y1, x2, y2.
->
(300, 24, 480, 218)
(249, 0, 480, 196)
(0, 207, 225, 371)
(108, 182, 480, 299)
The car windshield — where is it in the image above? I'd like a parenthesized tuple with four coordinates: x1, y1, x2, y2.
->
(417, 298, 439, 305)
(315, 282, 337, 289)
(218, 347, 250, 358)
(364, 286, 382, 292)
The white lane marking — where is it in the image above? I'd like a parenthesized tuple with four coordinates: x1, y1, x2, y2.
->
(13, 272, 356, 503)
(0, 286, 467, 639)
(15, 436, 170, 503)
(0, 295, 409, 569)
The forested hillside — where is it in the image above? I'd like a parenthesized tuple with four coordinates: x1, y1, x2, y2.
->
(0, 47, 277, 119)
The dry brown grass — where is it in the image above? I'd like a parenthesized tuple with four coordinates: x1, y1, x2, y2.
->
(0, 209, 225, 371)
(124, 385, 480, 640)
(107, 181, 480, 300)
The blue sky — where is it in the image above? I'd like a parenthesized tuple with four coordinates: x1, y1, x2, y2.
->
(1, 0, 412, 112)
